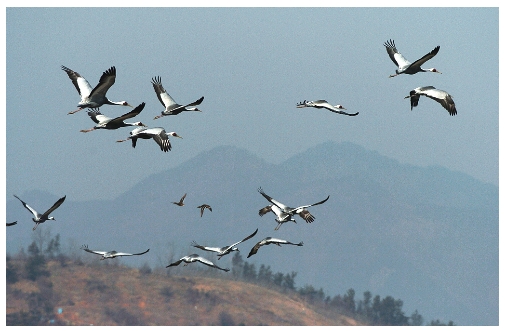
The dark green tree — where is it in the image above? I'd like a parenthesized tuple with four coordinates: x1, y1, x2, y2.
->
(231, 251, 244, 278)
(342, 288, 356, 314)
(409, 309, 424, 326)
(257, 264, 273, 284)
(6, 256, 19, 284)
(272, 272, 284, 287)
(282, 271, 297, 290)
(25, 241, 49, 281)
(242, 261, 257, 280)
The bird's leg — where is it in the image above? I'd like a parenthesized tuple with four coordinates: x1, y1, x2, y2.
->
(80, 128, 96, 133)
(32, 223, 39, 231)
(68, 107, 84, 115)
(388, 73, 398, 78)
(116, 139, 128, 143)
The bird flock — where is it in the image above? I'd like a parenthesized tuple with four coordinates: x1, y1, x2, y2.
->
(10, 39, 457, 272)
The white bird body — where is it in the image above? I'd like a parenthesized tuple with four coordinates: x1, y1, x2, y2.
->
(166, 254, 229, 272)
(117, 127, 182, 152)
(296, 100, 359, 116)
(62, 66, 133, 114)
(81, 245, 149, 260)
(13, 194, 66, 230)
(247, 237, 303, 258)
(151, 76, 204, 119)
(258, 204, 296, 230)
(80, 102, 146, 132)
(384, 40, 441, 78)
(258, 187, 329, 225)
(404, 86, 457, 116)
(191, 228, 258, 259)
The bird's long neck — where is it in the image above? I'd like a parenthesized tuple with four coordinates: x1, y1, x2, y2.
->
(106, 100, 127, 106)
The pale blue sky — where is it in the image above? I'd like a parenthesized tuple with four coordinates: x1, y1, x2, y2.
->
(5, 7, 498, 202)
(3, 6, 501, 326)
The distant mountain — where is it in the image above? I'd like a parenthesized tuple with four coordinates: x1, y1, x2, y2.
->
(6, 141, 498, 325)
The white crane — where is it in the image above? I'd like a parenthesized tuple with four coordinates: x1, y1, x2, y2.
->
(116, 127, 182, 152)
(404, 86, 457, 116)
(166, 254, 230, 272)
(172, 193, 187, 206)
(191, 228, 258, 259)
(197, 204, 212, 217)
(13, 195, 66, 230)
(258, 204, 297, 230)
(247, 237, 303, 258)
(384, 39, 441, 78)
(80, 245, 149, 260)
(61, 65, 133, 114)
(151, 76, 204, 119)
(257, 187, 329, 224)
(296, 100, 359, 116)
(80, 102, 146, 133)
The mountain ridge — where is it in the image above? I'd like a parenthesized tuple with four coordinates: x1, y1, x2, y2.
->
(6, 141, 498, 325)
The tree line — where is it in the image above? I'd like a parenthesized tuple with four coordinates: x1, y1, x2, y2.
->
(6, 233, 455, 326)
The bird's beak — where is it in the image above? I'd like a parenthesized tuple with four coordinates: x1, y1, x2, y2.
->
(176, 135, 183, 139)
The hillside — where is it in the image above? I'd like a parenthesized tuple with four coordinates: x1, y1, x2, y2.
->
(6, 141, 498, 325)
(6, 257, 361, 326)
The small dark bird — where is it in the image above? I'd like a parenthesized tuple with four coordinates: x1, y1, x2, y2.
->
(81, 245, 149, 260)
(247, 237, 304, 258)
(197, 204, 212, 217)
(13, 194, 66, 230)
(166, 254, 229, 272)
(172, 193, 187, 206)
(191, 228, 258, 259)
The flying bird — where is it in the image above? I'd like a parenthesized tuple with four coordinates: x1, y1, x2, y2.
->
(259, 204, 297, 230)
(116, 127, 182, 152)
(61, 65, 133, 114)
(404, 86, 457, 116)
(151, 76, 204, 119)
(80, 102, 146, 133)
(296, 100, 359, 116)
(247, 237, 303, 258)
(6, 221, 17, 226)
(81, 245, 149, 260)
(191, 228, 259, 259)
(13, 194, 66, 230)
(166, 254, 229, 272)
(258, 187, 329, 224)
(197, 204, 212, 217)
(172, 193, 187, 206)
(384, 39, 441, 78)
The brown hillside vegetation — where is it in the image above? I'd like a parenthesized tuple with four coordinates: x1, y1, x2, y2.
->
(6, 258, 362, 326)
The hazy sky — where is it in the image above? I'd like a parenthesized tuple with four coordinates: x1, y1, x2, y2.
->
(5, 6, 499, 204)
(4, 3, 499, 326)
(2, 5, 501, 326)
